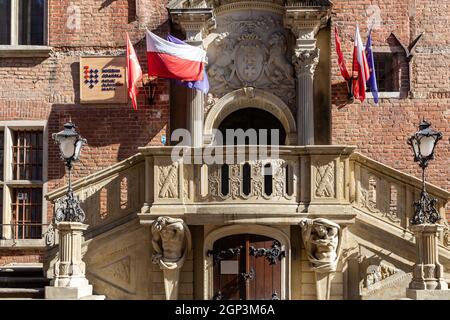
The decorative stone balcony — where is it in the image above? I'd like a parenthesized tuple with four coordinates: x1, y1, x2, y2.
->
(138, 145, 357, 226)
(45, 145, 450, 250)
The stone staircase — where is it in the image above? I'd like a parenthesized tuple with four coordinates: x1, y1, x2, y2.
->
(42, 147, 450, 299)
(0, 265, 50, 299)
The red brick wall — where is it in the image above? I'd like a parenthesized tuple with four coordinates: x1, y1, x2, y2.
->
(0, 0, 170, 265)
(0, 250, 43, 266)
(331, 0, 450, 217)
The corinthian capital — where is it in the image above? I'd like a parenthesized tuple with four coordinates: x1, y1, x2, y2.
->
(292, 48, 320, 77)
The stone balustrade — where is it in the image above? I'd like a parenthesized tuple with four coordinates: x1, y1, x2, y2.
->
(45, 146, 450, 245)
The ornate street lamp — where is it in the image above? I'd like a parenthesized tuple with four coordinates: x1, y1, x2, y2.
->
(52, 122, 87, 223)
(407, 120, 443, 225)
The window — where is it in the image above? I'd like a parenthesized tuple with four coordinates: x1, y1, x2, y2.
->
(12, 130, 43, 180)
(368, 53, 398, 92)
(11, 188, 42, 239)
(0, 130, 4, 180)
(366, 50, 411, 99)
(0, 0, 47, 46)
(0, 122, 47, 243)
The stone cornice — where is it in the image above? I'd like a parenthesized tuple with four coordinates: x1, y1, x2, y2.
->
(214, 1, 285, 15)
(169, 8, 216, 41)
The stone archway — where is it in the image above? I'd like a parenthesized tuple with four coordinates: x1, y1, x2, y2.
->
(204, 88, 297, 145)
(203, 224, 291, 300)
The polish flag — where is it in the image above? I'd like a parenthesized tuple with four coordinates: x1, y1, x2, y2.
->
(146, 30, 206, 82)
(126, 33, 143, 110)
(352, 25, 370, 102)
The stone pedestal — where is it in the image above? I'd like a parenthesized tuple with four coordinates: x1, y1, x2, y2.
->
(163, 268, 181, 300)
(406, 224, 450, 300)
(315, 272, 334, 300)
(45, 222, 100, 299)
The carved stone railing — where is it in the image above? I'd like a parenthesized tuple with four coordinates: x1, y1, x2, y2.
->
(45, 153, 145, 238)
(350, 152, 450, 249)
(138, 145, 356, 225)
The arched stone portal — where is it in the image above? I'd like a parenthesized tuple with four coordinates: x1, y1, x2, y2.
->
(204, 224, 291, 300)
(204, 88, 297, 145)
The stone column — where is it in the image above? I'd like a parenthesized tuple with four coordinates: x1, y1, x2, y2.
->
(284, 8, 330, 146)
(45, 222, 101, 299)
(293, 49, 319, 145)
(406, 224, 450, 300)
(170, 9, 215, 147)
(185, 47, 204, 148)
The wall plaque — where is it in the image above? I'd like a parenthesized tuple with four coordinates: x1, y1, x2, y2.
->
(80, 56, 128, 104)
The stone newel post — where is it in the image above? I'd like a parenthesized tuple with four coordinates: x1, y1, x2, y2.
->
(406, 224, 450, 299)
(45, 222, 94, 299)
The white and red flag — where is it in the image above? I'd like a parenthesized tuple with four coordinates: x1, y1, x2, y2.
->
(146, 30, 206, 82)
(126, 33, 143, 110)
(352, 25, 370, 102)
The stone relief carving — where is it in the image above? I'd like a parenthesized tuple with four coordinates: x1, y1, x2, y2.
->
(358, 173, 401, 224)
(364, 263, 398, 288)
(265, 32, 295, 85)
(314, 161, 335, 198)
(158, 163, 179, 199)
(151, 216, 192, 270)
(299, 218, 341, 272)
(206, 14, 295, 110)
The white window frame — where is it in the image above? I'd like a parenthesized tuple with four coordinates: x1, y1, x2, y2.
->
(365, 47, 403, 101)
(0, 120, 48, 247)
(3, 0, 48, 46)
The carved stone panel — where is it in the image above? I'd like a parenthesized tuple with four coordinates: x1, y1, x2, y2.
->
(312, 158, 335, 199)
(157, 162, 179, 199)
(206, 11, 295, 112)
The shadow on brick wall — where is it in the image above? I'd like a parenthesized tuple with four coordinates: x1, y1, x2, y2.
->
(47, 104, 166, 183)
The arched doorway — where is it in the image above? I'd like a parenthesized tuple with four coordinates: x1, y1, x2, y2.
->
(203, 88, 297, 145)
(208, 234, 285, 300)
(218, 108, 287, 145)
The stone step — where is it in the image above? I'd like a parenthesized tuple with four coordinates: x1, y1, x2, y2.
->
(0, 288, 45, 299)
(0, 276, 50, 288)
(0, 266, 44, 278)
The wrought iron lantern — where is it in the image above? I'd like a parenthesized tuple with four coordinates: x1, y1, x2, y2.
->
(142, 74, 157, 105)
(52, 122, 87, 223)
(407, 120, 443, 225)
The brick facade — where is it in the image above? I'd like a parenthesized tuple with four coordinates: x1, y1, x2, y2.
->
(330, 0, 450, 217)
(0, 0, 449, 265)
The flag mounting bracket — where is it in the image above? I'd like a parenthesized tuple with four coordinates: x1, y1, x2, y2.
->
(142, 74, 157, 105)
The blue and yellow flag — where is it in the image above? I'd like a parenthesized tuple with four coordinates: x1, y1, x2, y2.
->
(365, 30, 379, 103)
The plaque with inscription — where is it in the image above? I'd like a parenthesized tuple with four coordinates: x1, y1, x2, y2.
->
(80, 56, 128, 104)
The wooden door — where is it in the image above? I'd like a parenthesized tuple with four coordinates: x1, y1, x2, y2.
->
(209, 234, 284, 300)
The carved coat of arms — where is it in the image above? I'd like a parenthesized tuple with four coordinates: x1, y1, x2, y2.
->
(234, 33, 266, 86)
